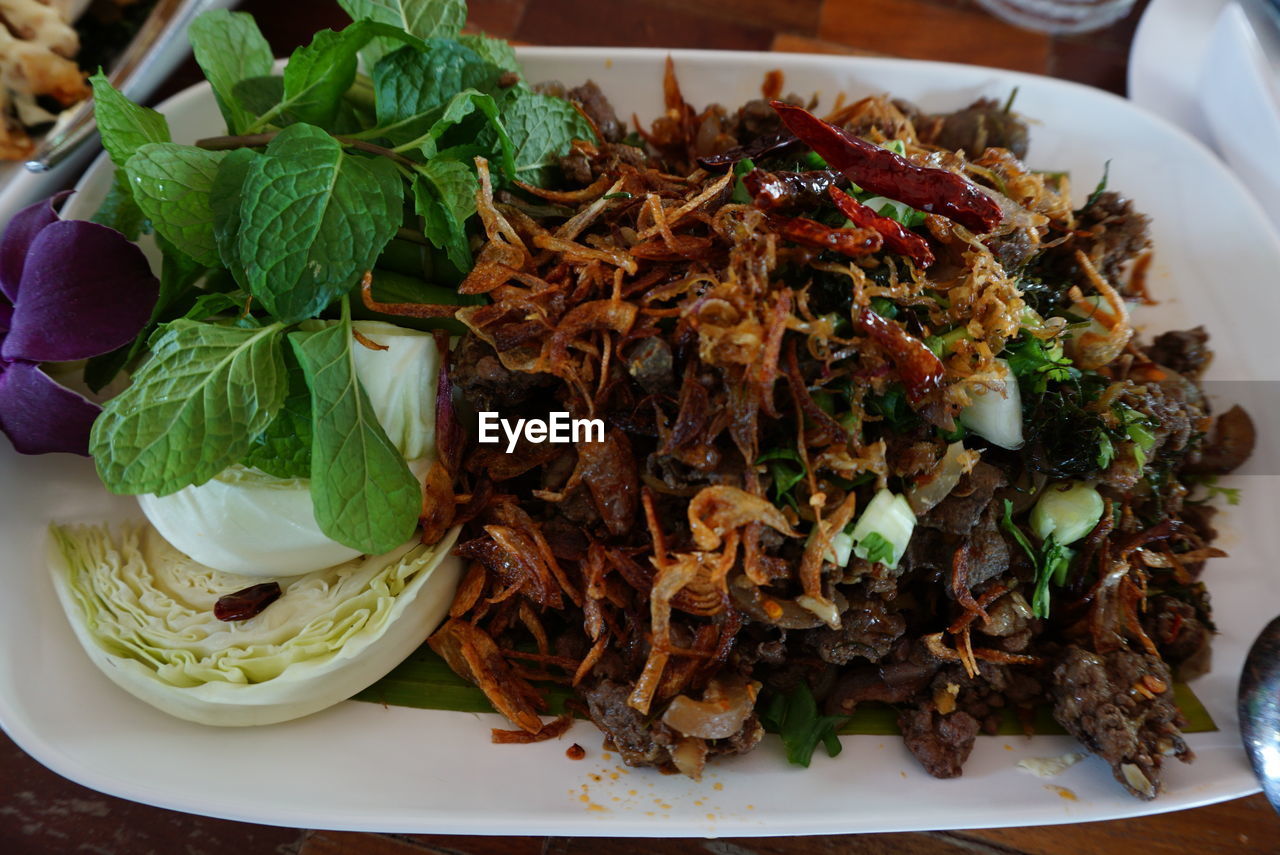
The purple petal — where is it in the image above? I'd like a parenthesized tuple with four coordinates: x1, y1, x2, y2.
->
(1, 220, 158, 363)
(0, 192, 70, 303)
(0, 361, 99, 455)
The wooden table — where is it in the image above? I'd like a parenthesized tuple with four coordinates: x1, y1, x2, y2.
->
(6, 1, 1280, 853)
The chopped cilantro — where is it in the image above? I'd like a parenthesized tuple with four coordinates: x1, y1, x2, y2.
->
(1001, 499, 1074, 619)
(759, 683, 846, 768)
(758, 446, 806, 510)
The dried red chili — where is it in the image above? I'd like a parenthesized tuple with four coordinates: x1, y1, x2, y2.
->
(854, 306, 945, 403)
(771, 101, 1003, 234)
(828, 185, 935, 268)
(766, 213, 882, 257)
(214, 582, 282, 622)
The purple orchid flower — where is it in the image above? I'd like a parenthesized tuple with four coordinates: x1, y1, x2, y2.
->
(0, 194, 158, 455)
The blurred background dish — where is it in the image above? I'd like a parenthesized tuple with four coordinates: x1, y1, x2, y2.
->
(0, 0, 234, 223)
(973, 0, 1137, 34)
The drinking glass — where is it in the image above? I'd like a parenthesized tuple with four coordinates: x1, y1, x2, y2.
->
(972, 0, 1138, 34)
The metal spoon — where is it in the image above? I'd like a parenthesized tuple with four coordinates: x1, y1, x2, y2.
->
(24, 0, 219, 173)
(1239, 614, 1280, 812)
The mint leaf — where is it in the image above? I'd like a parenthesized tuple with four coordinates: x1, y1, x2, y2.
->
(371, 40, 504, 144)
(759, 683, 846, 768)
(210, 147, 261, 283)
(182, 290, 248, 322)
(418, 90, 512, 162)
(458, 33, 520, 74)
(290, 311, 420, 553)
(283, 26, 366, 128)
(241, 351, 312, 478)
(91, 169, 147, 240)
(501, 90, 596, 185)
(237, 124, 404, 324)
(339, 0, 466, 70)
(338, 0, 465, 39)
(124, 144, 226, 267)
(90, 320, 288, 495)
(414, 158, 477, 271)
(90, 72, 170, 169)
(233, 77, 291, 126)
(189, 10, 275, 134)
(275, 21, 422, 130)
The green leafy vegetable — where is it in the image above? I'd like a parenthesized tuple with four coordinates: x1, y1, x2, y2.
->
(414, 158, 479, 271)
(289, 307, 421, 554)
(237, 124, 404, 324)
(458, 33, 520, 74)
(1187, 475, 1243, 506)
(338, 0, 465, 41)
(124, 144, 226, 267)
(89, 72, 171, 169)
(759, 683, 846, 767)
(209, 147, 261, 282)
(501, 90, 597, 184)
(91, 170, 147, 239)
(1001, 499, 1074, 619)
(1005, 333, 1077, 394)
(241, 353, 313, 478)
(188, 10, 275, 135)
(758, 446, 806, 509)
(1085, 159, 1111, 209)
(91, 320, 289, 496)
(371, 39, 504, 144)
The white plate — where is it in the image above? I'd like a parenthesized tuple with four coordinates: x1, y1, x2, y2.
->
(1129, 0, 1227, 146)
(3, 47, 1279, 836)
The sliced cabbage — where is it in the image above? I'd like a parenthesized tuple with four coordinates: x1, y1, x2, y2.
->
(47, 522, 461, 726)
(138, 466, 362, 577)
(137, 321, 441, 577)
(348, 320, 439, 463)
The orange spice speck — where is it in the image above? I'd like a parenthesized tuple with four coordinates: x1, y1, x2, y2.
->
(1045, 785, 1078, 801)
(713, 782, 724, 791)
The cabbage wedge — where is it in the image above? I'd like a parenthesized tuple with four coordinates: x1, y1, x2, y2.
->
(48, 522, 461, 726)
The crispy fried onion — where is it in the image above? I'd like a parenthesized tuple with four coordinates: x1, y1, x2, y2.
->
(429, 619, 546, 734)
(687, 485, 796, 551)
(1068, 249, 1133, 370)
(491, 712, 575, 744)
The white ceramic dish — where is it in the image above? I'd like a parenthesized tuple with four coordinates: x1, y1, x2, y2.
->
(1128, 0, 1227, 146)
(2, 47, 1278, 836)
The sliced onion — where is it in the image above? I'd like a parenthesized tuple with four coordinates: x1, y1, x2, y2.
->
(907, 441, 980, 514)
(670, 736, 708, 780)
(661, 677, 758, 739)
(959, 358, 1024, 450)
